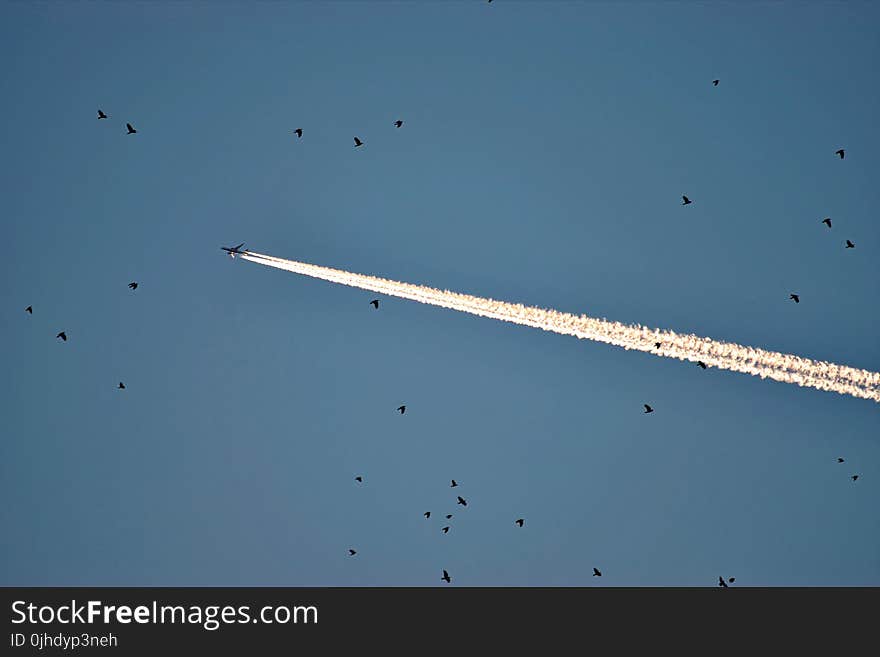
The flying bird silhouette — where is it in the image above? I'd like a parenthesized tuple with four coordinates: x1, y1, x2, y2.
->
(118, 382, 125, 390)
(126, 123, 137, 134)
(728, 577, 736, 583)
(370, 300, 379, 309)
(294, 128, 302, 138)
(835, 149, 845, 159)
(822, 217, 832, 228)
(845, 240, 855, 249)
(456, 496, 467, 506)
(56, 331, 67, 341)
(515, 518, 524, 527)
(593, 568, 602, 577)
(837, 457, 844, 463)
(397, 405, 406, 414)
(355, 476, 363, 483)
(349, 549, 357, 556)
(441, 570, 451, 583)
(712, 79, 719, 86)
(450, 480, 458, 487)
(851, 475, 859, 481)
(25, 305, 32, 314)
(394, 120, 403, 128)
(719, 576, 728, 588)
(654, 342, 661, 349)
(790, 294, 800, 303)
(442, 526, 449, 534)
(644, 404, 654, 413)
(424, 511, 430, 519)
(697, 361, 707, 369)
(682, 195, 692, 205)
(97, 109, 107, 119)
(128, 282, 138, 290)
(354, 136, 363, 147)
(445, 514, 453, 519)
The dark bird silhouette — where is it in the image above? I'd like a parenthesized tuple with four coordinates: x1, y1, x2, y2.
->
(442, 526, 449, 534)
(128, 282, 138, 290)
(25, 305, 32, 314)
(354, 136, 363, 147)
(349, 549, 357, 556)
(837, 457, 844, 463)
(845, 240, 855, 249)
(397, 405, 406, 414)
(790, 293, 800, 303)
(682, 195, 692, 205)
(644, 404, 654, 413)
(424, 511, 431, 519)
(729, 577, 735, 583)
(450, 480, 458, 487)
(97, 109, 107, 119)
(355, 476, 363, 483)
(697, 361, 707, 369)
(118, 382, 125, 390)
(294, 128, 303, 138)
(441, 570, 451, 583)
(370, 300, 379, 309)
(822, 217, 832, 228)
(654, 342, 661, 349)
(457, 496, 467, 506)
(719, 576, 728, 588)
(515, 518, 524, 527)
(394, 120, 403, 128)
(445, 514, 453, 519)
(712, 79, 719, 86)
(593, 568, 602, 577)
(852, 474, 859, 481)
(126, 123, 137, 134)
(56, 331, 67, 342)
(835, 149, 845, 159)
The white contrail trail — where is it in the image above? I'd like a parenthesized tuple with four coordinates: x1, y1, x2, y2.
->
(240, 251, 880, 403)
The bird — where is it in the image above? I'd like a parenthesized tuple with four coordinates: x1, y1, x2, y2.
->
(644, 404, 654, 413)
(397, 405, 406, 414)
(348, 549, 357, 556)
(424, 511, 431, 519)
(457, 496, 467, 506)
(719, 576, 728, 588)
(790, 293, 800, 303)
(697, 361, 707, 369)
(654, 342, 661, 349)
(126, 123, 137, 134)
(822, 217, 832, 228)
(682, 195, 692, 205)
(852, 475, 859, 481)
(97, 109, 107, 119)
(845, 240, 855, 249)
(450, 480, 458, 487)
(25, 305, 32, 314)
(354, 136, 363, 147)
(593, 568, 602, 577)
(445, 514, 453, 519)
(370, 300, 379, 309)
(837, 457, 845, 463)
(441, 526, 449, 534)
(515, 518, 524, 527)
(128, 282, 138, 290)
(394, 120, 403, 128)
(729, 577, 736, 583)
(118, 382, 125, 390)
(56, 331, 67, 342)
(441, 570, 451, 583)
(835, 149, 845, 159)
(294, 128, 302, 138)
(712, 79, 719, 86)
(355, 476, 363, 483)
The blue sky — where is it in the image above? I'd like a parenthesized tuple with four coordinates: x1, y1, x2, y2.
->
(1, 1, 878, 586)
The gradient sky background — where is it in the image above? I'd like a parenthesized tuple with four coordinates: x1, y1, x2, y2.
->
(1, 1, 878, 586)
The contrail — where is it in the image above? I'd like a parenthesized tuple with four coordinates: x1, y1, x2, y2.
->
(240, 251, 880, 403)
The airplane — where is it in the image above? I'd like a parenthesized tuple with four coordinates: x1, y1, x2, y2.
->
(221, 243, 246, 258)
